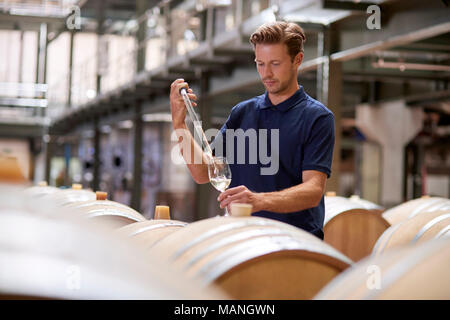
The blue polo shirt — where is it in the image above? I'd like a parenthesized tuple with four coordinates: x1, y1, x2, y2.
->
(211, 86, 335, 239)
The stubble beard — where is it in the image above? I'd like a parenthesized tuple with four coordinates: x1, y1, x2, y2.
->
(264, 70, 297, 95)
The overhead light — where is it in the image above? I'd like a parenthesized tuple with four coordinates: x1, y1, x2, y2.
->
(143, 113, 172, 122)
(118, 120, 133, 129)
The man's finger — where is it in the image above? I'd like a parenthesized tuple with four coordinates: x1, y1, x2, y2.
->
(218, 186, 243, 201)
(171, 78, 185, 87)
(220, 193, 246, 208)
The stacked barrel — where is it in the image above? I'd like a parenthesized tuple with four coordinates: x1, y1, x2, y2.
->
(0, 183, 224, 300)
(145, 216, 352, 299)
(6, 181, 449, 300)
(1, 182, 354, 300)
(323, 193, 389, 261)
(315, 195, 450, 299)
(373, 196, 450, 255)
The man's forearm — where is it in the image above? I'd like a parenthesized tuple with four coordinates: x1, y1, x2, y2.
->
(173, 123, 210, 184)
(258, 181, 324, 213)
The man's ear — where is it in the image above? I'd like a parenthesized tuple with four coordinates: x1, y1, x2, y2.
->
(294, 52, 304, 67)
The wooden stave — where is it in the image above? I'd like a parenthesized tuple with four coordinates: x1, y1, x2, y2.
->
(0, 193, 225, 300)
(348, 195, 384, 212)
(382, 197, 450, 225)
(66, 200, 147, 228)
(324, 196, 390, 261)
(42, 188, 96, 207)
(413, 213, 450, 244)
(148, 217, 353, 299)
(24, 185, 61, 198)
(66, 199, 140, 215)
(149, 217, 350, 266)
(372, 210, 450, 256)
(117, 219, 187, 249)
(324, 196, 370, 225)
(76, 206, 146, 228)
(314, 239, 450, 299)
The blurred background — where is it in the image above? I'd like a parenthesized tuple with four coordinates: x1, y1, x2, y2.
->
(0, 0, 449, 221)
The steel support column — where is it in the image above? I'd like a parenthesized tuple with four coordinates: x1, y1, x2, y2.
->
(67, 31, 75, 108)
(131, 102, 143, 212)
(136, 0, 148, 72)
(93, 118, 100, 192)
(44, 136, 52, 185)
(36, 22, 48, 117)
(95, 2, 105, 95)
(317, 28, 342, 194)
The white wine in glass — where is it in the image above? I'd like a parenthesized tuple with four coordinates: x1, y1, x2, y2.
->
(208, 156, 232, 216)
(210, 176, 231, 192)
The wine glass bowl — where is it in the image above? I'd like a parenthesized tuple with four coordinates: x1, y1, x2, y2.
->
(208, 156, 232, 215)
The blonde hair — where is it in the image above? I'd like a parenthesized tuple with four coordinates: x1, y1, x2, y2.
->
(250, 21, 306, 61)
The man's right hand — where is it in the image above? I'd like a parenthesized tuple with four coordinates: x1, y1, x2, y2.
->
(170, 79, 197, 129)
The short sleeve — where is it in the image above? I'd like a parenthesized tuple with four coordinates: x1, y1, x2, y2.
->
(301, 113, 335, 178)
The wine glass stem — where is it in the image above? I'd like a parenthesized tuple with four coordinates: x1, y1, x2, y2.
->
(224, 206, 229, 216)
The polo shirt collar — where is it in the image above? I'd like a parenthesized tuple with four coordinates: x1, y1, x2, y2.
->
(260, 86, 306, 112)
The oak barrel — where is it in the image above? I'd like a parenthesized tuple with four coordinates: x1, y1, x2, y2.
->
(324, 196, 390, 261)
(315, 239, 450, 299)
(148, 216, 352, 299)
(372, 209, 450, 256)
(43, 187, 96, 207)
(382, 196, 450, 225)
(66, 197, 147, 229)
(24, 183, 61, 198)
(117, 219, 187, 249)
(0, 185, 226, 299)
(413, 212, 450, 244)
(348, 195, 384, 214)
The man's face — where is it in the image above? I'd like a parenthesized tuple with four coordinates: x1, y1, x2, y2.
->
(255, 43, 302, 95)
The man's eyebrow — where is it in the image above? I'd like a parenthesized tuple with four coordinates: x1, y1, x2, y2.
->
(254, 59, 281, 63)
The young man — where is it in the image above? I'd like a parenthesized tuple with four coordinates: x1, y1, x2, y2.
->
(169, 21, 335, 239)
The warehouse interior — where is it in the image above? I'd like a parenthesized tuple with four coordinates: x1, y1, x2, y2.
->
(0, 0, 449, 301)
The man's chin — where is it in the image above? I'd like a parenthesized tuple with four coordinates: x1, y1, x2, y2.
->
(266, 88, 281, 94)
(263, 84, 278, 93)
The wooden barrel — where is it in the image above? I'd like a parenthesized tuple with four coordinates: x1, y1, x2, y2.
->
(373, 210, 450, 256)
(0, 156, 26, 182)
(348, 195, 384, 214)
(434, 226, 450, 239)
(0, 188, 226, 299)
(148, 216, 352, 299)
(43, 187, 96, 207)
(117, 219, 187, 249)
(324, 196, 390, 262)
(413, 212, 450, 244)
(24, 183, 61, 198)
(315, 239, 450, 299)
(382, 196, 450, 225)
(66, 195, 147, 229)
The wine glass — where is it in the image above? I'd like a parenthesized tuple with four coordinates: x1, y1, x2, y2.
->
(208, 156, 232, 216)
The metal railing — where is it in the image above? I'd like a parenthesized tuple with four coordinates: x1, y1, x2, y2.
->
(0, 0, 78, 17)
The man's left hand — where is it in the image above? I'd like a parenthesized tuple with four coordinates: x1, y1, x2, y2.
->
(217, 185, 262, 213)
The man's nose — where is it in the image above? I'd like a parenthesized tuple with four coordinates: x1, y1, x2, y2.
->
(263, 66, 273, 78)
